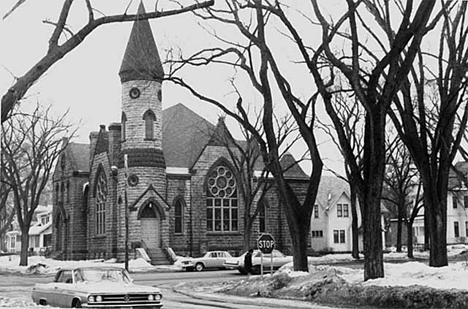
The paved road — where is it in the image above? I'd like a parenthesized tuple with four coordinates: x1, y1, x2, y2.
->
(0, 269, 353, 308)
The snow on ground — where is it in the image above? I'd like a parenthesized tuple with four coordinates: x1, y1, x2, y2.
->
(0, 255, 184, 275)
(1, 245, 467, 308)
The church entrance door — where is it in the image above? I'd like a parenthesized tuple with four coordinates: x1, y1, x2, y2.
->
(140, 203, 160, 249)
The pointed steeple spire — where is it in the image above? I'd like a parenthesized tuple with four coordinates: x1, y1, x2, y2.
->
(209, 117, 235, 146)
(119, 2, 164, 82)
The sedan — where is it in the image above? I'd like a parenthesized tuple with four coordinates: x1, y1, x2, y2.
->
(224, 249, 293, 274)
(31, 266, 163, 308)
(181, 251, 233, 271)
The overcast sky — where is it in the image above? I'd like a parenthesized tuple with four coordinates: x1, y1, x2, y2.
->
(0, 0, 364, 176)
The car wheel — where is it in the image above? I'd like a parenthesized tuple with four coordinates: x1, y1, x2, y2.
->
(195, 263, 204, 271)
(39, 299, 47, 306)
(72, 299, 82, 308)
(252, 265, 260, 275)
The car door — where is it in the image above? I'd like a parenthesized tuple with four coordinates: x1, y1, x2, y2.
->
(55, 270, 75, 307)
(205, 252, 217, 268)
(213, 252, 226, 268)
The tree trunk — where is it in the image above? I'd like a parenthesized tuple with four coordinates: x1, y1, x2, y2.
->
(396, 208, 403, 252)
(19, 229, 30, 266)
(361, 110, 385, 280)
(425, 194, 448, 266)
(243, 217, 253, 252)
(290, 212, 311, 271)
(407, 221, 414, 258)
(350, 184, 360, 259)
(424, 210, 430, 251)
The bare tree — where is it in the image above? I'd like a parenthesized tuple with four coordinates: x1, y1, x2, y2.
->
(1, 0, 214, 123)
(255, 0, 438, 280)
(388, 2, 468, 267)
(0, 176, 15, 252)
(1, 104, 77, 266)
(317, 90, 365, 260)
(167, 0, 323, 272)
(382, 137, 420, 254)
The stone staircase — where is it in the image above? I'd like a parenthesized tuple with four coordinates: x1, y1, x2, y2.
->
(147, 248, 171, 265)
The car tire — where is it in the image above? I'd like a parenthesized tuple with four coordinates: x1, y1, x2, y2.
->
(195, 263, 204, 271)
(252, 265, 260, 275)
(72, 299, 82, 308)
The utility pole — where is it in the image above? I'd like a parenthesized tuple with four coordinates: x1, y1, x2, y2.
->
(124, 154, 129, 271)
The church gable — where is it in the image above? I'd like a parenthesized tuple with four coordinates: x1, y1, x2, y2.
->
(130, 184, 170, 214)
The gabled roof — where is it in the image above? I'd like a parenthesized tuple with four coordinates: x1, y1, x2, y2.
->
(279, 153, 309, 180)
(162, 103, 215, 168)
(66, 143, 90, 172)
(449, 161, 468, 190)
(315, 176, 349, 209)
(119, 2, 164, 82)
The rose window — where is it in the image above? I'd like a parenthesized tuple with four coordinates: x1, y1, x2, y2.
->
(208, 166, 236, 198)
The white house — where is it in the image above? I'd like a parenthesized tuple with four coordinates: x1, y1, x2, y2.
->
(388, 161, 468, 247)
(5, 205, 53, 254)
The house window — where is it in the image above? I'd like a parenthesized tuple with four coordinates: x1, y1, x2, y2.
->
(453, 196, 458, 208)
(10, 235, 16, 251)
(337, 204, 342, 217)
(206, 165, 238, 232)
(66, 181, 70, 203)
(96, 171, 107, 235)
(464, 196, 468, 208)
(313, 205, 319, 218)
(454, 221, 459, 238)
(466, 222, 468, 237)
(311, 230, 323, 238)
(143, 110, 156, 140)
(333, 230, 346, 243)
(121, 112, 127, 141)
(174, 200, 183, 234)
(258, 201, 266, 233)
(343, 204, 349, 217)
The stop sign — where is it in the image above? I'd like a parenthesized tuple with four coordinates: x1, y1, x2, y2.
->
(257, 233, 275, 254)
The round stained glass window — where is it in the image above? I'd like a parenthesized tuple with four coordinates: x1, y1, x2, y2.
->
(208, 165, 236, 197)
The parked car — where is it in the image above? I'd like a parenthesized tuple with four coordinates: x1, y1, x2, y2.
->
(181, 251, 233, 271)
(224, 249, 293, 274)
(31, 266, 163, 308)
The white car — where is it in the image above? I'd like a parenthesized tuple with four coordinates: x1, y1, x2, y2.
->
(31, 267, 163, 308)
(224, 249, 293, 274)
(180, 251, 233, 271)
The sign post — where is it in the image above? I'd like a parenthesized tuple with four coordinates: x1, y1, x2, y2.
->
(257, 233, 275, 277)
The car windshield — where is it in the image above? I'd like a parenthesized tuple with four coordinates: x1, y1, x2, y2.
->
(76, 269, 131, 284)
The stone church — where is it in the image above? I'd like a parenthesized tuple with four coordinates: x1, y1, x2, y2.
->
(51, 3, 308, 264)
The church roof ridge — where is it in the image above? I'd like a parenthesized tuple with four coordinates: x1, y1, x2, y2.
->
(119, 2, 164, 82)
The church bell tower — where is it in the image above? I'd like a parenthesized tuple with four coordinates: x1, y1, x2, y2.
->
(117, 2, 168, 261)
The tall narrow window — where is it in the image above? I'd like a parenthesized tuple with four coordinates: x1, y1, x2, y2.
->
(454, 221, 459, 238)
(464, 196, 468, 208)
(206, 164, 238, 232)
(337, 204, 343, 217)
(465, 221, 468, 238)
(313, 205, 319, 218)
(121, 112, 127, 141)
(96, 171, 107, 235)
(143, 110, 156, 140)
(343, 204, 349, 217)
(174, 200, 184, 234)
(259, 201, 266, 233)
(453, 195, 458, 208)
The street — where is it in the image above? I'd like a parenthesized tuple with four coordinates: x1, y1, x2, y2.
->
(0, 269, 356, 309)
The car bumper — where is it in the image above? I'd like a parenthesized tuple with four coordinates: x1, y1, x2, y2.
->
(83, 304, 162, 309)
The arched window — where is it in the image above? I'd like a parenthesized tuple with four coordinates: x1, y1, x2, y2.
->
(95, 170, 107, 235)
(258, 200, 266, 233)
(121, 112, 127, 141)
(206, 164, 238, 232)
(174, 199, 184, 234)
(143, 110, 156, 140)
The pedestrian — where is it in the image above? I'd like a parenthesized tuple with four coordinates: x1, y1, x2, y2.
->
(244, 248, 253, 275)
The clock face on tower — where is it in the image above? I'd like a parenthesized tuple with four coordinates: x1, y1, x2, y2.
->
(129, 87, 140, 99)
